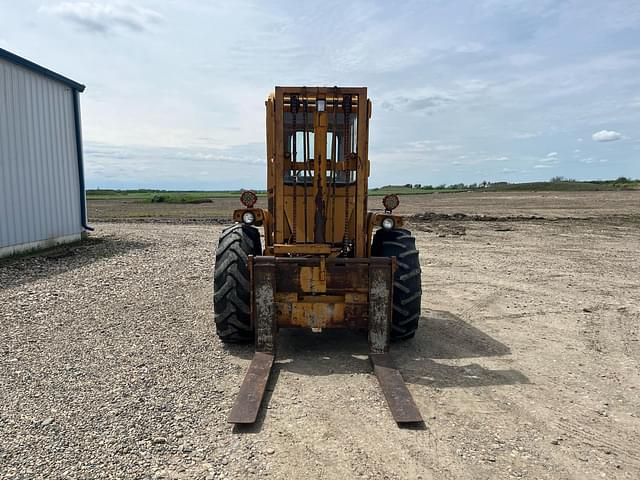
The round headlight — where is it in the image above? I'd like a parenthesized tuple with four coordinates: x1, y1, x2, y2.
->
(382, 217, 395, 230)
(240, 190, 258, 208)
(242, 211, 255, 224)
(382, 194, 400, 212)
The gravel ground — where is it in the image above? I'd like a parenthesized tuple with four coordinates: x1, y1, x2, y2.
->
(1, 213, 639, 479)
(1, 225, 263, 479)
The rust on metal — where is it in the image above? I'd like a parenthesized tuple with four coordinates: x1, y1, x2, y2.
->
(229, 258, 278, 425)
(367, 258, 422, 425)
(273, 243, 331, 255)
(370, 353, 423, 424)
(266, 257, 381, 329)
(368, 259, 392, 354)
(299, 265, 327, 293)
(275, 257, 369, 294)
(253, 258, 276, 354)
(292, 302, 344, 328)
(276, 299, 368, 329)
(228, 352, 275, 424)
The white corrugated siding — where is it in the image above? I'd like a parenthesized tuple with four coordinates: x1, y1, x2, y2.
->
(0, 58, 81, 249)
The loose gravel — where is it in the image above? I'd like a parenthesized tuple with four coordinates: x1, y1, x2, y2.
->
(2, 215, 639, 480)
(1, 223, 266, 480)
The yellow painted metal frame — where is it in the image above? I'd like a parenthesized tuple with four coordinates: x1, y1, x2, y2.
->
(241, 86, 402, 330)
(263, 86, 379, 256)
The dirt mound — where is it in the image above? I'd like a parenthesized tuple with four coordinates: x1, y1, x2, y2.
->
(413, 223, 467, 236)
(92, 217, 233, 225)
(410, 212, 546, 222)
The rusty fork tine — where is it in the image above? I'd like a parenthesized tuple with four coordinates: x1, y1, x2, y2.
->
(228, 352, 275, 424)
(229, 258, 278, 425)
(370, 353, 423, 425)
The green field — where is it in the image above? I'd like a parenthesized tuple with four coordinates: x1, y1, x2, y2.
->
(87, 178, 639, 203)
(86, 189, 267, 203)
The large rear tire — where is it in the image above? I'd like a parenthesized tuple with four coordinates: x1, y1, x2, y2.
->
(213, 224, 261, 343)
(371, 228, 422, 340)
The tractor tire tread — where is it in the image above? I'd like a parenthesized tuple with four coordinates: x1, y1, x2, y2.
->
(371, 228, 422, 340)
(213, 224, 260, 343)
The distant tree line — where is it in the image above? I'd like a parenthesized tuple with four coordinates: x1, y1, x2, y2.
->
(376, 181, 507, 190)
(373, 176, 639, 191)
(549, 176, 636, 184)
(88, 177, 638, 197)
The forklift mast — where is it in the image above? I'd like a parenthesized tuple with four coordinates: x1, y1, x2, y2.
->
(265, 87, 371, 257)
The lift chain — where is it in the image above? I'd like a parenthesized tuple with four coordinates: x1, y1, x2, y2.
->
(330, 87, 338, 242)
(302, 95, 309, 242)
(342, 94, 352, 255)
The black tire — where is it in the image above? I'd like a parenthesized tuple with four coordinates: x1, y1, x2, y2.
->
(213, 224, 261, 343)
(371, 228, 422, 340)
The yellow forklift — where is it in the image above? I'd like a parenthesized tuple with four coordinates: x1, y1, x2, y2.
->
(214, 87, 423, 425)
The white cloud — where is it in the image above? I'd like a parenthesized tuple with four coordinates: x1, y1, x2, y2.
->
(455, 42, 484, 53)
(539, 152, 559, 163)
(482, 155, 509, 162)
(592, 130, 622, 142)
(405, 140, 460, 152)
(534, 164, 552, 169)
(381, 94, 454, 113)
(39, 2, 163, 34)
(514, 132, 541, 139)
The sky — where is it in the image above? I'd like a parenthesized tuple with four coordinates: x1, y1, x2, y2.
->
(2, 0, 639, 189)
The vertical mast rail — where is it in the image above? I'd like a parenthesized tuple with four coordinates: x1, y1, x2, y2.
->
(354, 93, 359, 251)
(313, 87, 327, 244)
(330, 88, 338, 242)
(291, 95, 299, 242)
(302, 91, 309, 243)
(342, 94, 352, 254)
(355, 89, 369, 257)
(274, 89, 284, 243)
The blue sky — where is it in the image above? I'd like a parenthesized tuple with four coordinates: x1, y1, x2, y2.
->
(2, 0, 639, 189)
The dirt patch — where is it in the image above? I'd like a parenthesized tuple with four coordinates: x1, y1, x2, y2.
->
(88, 191, 640, 224)
(412, 222, 467, 237)
(393, 190, 640, 218)
(410, 212, 547, 222)
(94, 217, 232, 225)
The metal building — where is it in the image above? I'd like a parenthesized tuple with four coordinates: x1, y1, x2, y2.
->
(0, 48, 90, 258)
